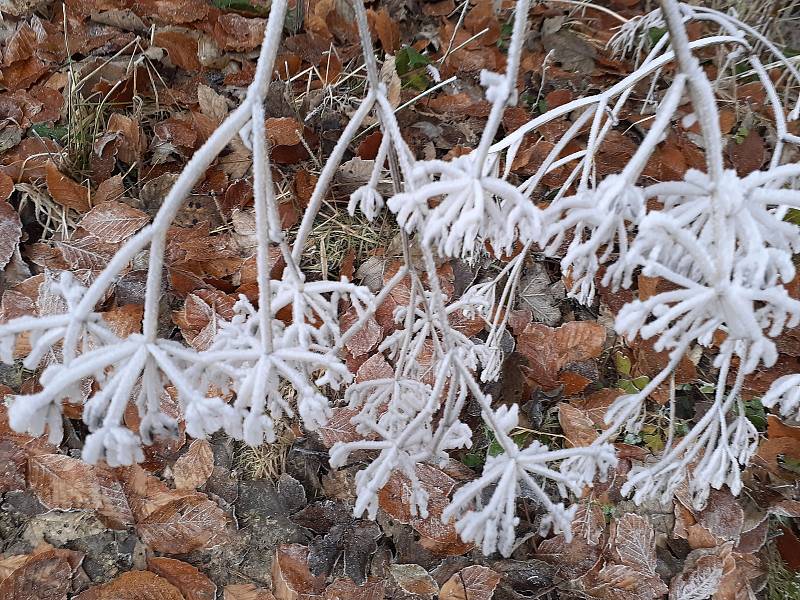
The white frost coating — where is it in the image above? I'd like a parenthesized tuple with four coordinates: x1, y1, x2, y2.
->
(2, 0, 800, 557)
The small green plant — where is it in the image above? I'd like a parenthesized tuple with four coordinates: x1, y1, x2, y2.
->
(395, 46, 432, 91)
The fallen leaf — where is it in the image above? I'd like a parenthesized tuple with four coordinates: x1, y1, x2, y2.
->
(0, 549, 80, 600)
(0, 200, 22, 270)
(439, 565, 501, 600)
(28, 453, 134, 528)
(173, 438, 214, 490)
(45, 161, 90, 213)
(136, 494, 229, 554)
(74, 570, 184, 600)
(272, 544, 326, 600)
(557, 402, 598, 447)
(148, 557, 216, 600)
(612, 513, 658, 576)
(154, 30, 201, 72)
(517, 321, 605, 389)
(224, 584, 276, 600)
(324, 578, 385, 600)
(668, 549, 725, 600)
(78, 200, 149, 243)
(389, 563, 438, 598)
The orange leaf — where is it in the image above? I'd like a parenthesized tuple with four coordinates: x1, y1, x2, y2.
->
(148, 557, 217, 600)
(75, 570, 184, 600)
(45, 161, 90, 213)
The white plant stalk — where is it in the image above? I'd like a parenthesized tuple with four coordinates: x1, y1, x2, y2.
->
(2, 0, 800, 557)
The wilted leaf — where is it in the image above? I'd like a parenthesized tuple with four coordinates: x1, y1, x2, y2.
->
(379, 464, 472, 556)
(0, 549, 80, 600)
(557, 403, 597, 447)
(517, 264, 565, 326)
(75, 570, 184, 600)
(154, 30, 201, 71)
(78, 200, 149, 243)
(517, 321, 605, 388)
(173, 439, 214, 490)
(0, 200, 22, 270)
(324, 577, 385, 600)
(28, 454, 134, 529)
(223, 584, 276, 600)
(389, 563, 438, 598)
(148, 557, 216, 600)
(696, 488, 744, 544)
(368, 8, 400, 53)
(669, 551, 724, 600)
(612, 513, 658, 576)
(272, 544, 325, 600)
(341, 308, 383, 358)
(45, 161, 90, 213)
(439, 565, 501, 600)
(537, 532, 602, 579)
(136, 494, 229, 554)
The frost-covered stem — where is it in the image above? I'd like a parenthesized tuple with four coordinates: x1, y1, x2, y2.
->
(291, 93, 376, 263)
(352, 0, 380, 90)
(456, 359, 518, 456)
(141, 0, 288, 341)
(659, 0, 724, 183)
(490, 35, 743, 155)
(251, 102, 274, 352)
(621, 74, 687, 180)
(471, 0, 530, 175)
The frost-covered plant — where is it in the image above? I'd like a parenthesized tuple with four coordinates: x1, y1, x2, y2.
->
(2, 0, 800, 559)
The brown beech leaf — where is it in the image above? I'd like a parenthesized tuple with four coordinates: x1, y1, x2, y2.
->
(557, 402, 597, 447)
(266, 117, 303, 147)
(0, 200, 22, 270)
(379, 463, 473, 556)
(668, 549, 725, 600)
(341, 307, 383, 358)
(154, 30, 201, 72)
(0, 548, 80, 600)
(0, 137, 60, 182)
(223, 584, 276, 600)
(213, 14, 266, 52)
(136, 494, 229, 554)
(517, 321, 605, 388)
(612, 513, 658, 576)
(389, 564, 438, 598)
(75, 570, 185, 600)
(317, 407, 367, 448)
(28, 454, 134, 528)
(78, 200, 149, 243)
(45, 161, 90, 213)
(355, 352, 393, 383)
(696, 488, 744, 544)
(55, 235, 117, 272)
(324, 577, 385, 600)
(272, 543, 326, 600)
(368, 8, 400, 53)
(439, 565, 501, 600)
(537, 532, 602, 579)
(148, 557, 216, 600)
(173, 438, 214, 490)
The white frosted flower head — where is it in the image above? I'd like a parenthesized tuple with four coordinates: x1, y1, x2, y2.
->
(546, 174, 646, 304)
(83, 426, 145, 467)
(763, 374, 800, 420)
(387, 155, 543, 259)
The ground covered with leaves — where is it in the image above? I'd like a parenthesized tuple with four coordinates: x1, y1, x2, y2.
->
(0, 0, 799, 598)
